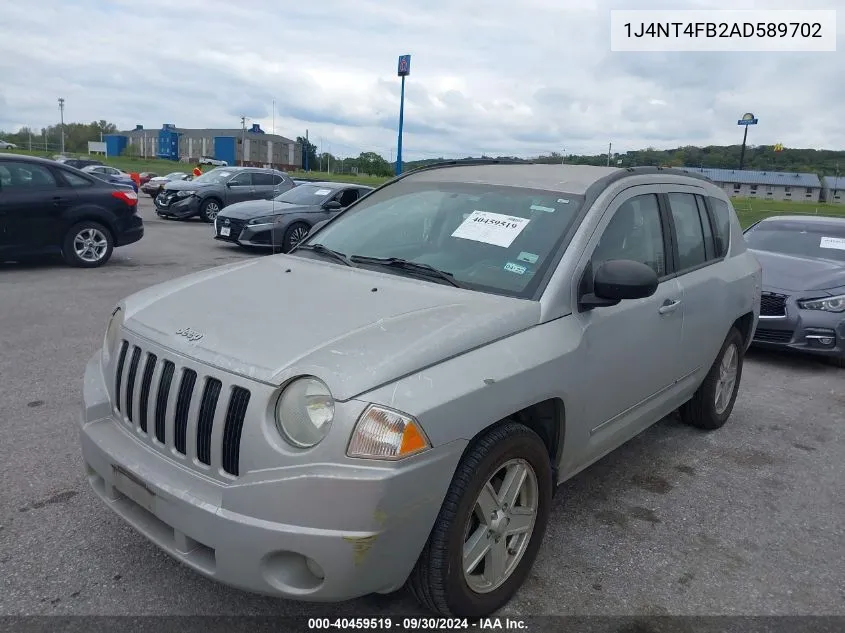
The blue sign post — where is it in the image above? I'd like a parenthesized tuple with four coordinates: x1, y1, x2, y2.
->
(737, 112, 758, 170)
(396, 54, 411, 176)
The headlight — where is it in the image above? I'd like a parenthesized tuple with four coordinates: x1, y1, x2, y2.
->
(249, 215, 278, 225)
(797, 294, 845, 313)
(102, 306, 124, 364)
(176, 190, 196, 197)
(274, 377, 334, 448)
(347, 405, 430, 460)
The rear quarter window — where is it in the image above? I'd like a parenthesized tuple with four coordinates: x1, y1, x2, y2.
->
(708, 197, 733, 257)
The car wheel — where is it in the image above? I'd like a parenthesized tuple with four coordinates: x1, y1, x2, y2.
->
(407, 422, 552, 618)
(200, 199, 222, 223)
(283, 222, 311, 252)
(62, 221, 114, 268)
(680, 327, 745, 430)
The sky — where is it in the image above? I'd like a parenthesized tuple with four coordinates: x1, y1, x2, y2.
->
(0, 0, 842, 161)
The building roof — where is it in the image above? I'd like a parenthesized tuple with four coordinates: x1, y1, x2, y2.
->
(681, 167, 821, 188)
(822, 176, 845, 189)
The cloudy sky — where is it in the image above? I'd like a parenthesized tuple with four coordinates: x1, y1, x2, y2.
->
(0, 0, 842, 160)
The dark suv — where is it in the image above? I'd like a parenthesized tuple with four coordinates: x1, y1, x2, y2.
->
(155, 166, 295, 222)
(0, 153, 143, 267)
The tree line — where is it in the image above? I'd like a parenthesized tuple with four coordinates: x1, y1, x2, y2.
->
(2, 122, 843, 178)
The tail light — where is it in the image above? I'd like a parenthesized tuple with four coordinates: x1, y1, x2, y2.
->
(112, 190, 138, 206)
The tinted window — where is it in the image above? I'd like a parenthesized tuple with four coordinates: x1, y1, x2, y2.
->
(744, 221, 845, 263)
(302, 180, 584, 298)
(61, 170, 94, 187)
(338, 188, 359, 207)
(0, 162, 57, 189)
(709, 197, 732, 257)
(668, 193, 706, 270)
(252, 172, 276, 186)
(592, 193, 666, 277)
(228, 172, 253, 186)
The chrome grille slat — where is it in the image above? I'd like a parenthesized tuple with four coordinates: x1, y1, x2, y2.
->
(111, 336, 252, 479)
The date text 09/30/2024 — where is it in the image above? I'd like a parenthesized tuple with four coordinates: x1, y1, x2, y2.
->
(307, 617, 528, 630)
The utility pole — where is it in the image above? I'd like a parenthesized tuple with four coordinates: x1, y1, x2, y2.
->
(272, 99, 275, 136)
(304, 129, 309, 171)
(58, 97, 65, 154)
(240, 115, 246, 166)
(607, 142, 611, 167)
(28, 128, 32, 151)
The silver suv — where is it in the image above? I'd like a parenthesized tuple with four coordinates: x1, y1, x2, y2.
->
(80, 162, 761, 618)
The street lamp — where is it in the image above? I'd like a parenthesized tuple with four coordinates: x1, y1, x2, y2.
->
(58, 97, 65, 154)
(395, 54, 411, 176)
(737, 112, 758, 171)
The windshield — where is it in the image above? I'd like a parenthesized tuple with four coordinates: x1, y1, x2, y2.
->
(274, 184, 336, 204)
(745, 221, 845, 262)
(191, 169, 232, 184)
(295, 179, 584, 298)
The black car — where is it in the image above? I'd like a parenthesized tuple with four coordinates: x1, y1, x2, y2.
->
(155, 166, 295, 223)
(0, 153, 143, 267)
(56, 157, 103, 170)
(214, 181, 374, 252)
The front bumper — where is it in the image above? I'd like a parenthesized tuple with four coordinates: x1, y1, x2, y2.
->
(156, 194, 201, 218)
(752, 297, 845, 361)
(80, 351, 464, 601)
(214, 218, 275, 248)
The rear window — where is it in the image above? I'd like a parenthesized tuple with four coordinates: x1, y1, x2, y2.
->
(708, 197, 732, 257)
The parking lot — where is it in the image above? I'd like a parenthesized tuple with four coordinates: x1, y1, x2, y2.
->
(0, 196, 843, 617)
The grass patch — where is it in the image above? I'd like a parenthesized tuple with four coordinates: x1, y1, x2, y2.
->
(731, 197, 845, 228)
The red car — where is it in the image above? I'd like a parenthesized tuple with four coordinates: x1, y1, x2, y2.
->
(138, 172, 158, 185)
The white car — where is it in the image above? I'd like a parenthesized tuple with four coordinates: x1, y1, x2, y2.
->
(0, 140, 18, 149)
(198, 156, 228, 167)
(82, 165, 130, 178)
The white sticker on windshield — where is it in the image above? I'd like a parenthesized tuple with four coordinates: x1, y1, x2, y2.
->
(820, 236, 845, 251)
(314, 189, 332, 196)
(451, 210, 530, 248)
(517, 251, 538, 264)
(557, 198, 570, 204)
(530, 204, 555, 213)
(504, 262, 527, 275)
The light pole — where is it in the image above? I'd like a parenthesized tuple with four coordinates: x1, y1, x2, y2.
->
(737, 112, 758, 170)
(396, 54, 411, 176)
(58, 97, 65, 154)
(240, 115, 247, 165)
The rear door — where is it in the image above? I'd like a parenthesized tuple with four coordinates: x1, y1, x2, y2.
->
(224, 171, 255, 204)
(661, 186, 730, 380)
(0, 160, 75, 253)
(252, 172, 278, 199)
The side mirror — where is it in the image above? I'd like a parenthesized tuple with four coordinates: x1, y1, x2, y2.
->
(580, 260, 658, 309)
(324, 200, 342, 210)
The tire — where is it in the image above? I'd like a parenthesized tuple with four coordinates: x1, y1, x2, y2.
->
(199, 198, 222, 223)
(62, 221, 114, 268)
(680, 327, 745, 430)
(407, 422, 552, 618)
(282, 222, 311, 253)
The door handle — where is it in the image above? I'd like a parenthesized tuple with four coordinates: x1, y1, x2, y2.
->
(659, 299, 682, 314)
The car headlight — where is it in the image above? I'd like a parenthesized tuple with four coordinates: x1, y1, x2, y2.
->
(347, 405, 431, 460)
(797, 294, 845, 313)
(176, 190, 196, 198)
(102, 306, 124, 364)
(249, 215, 278, 225)
(274, 377, 334, 448)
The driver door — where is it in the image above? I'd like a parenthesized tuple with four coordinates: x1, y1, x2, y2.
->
(573, 187, 685, 464)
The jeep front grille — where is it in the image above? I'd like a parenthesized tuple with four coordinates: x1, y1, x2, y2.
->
(112, 339, 251, 477)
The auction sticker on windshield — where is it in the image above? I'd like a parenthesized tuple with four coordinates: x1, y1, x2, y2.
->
(451, 210, 530, 248)
(315, 189, 332, 196)
(820, 236, 845, 251)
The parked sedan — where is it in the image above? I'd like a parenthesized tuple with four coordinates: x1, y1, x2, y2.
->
(214, 181, 374, 252)
(155, 166, 295, 222)
(138, 172, 158, 186)
(0, 153, 142, 267)
(745, 214, 845, 367)
(0, 140, 18, 149)
(141, 171, 190, 197)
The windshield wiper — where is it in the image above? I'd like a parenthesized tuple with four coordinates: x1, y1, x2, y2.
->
(294, 243, 351, 266)
(348, 255, 463, 288)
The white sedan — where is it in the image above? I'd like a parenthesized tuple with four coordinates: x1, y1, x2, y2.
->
(0, 140, 18, 149)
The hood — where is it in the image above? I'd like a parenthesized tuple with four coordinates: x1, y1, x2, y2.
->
(751, 249, 845, 292)
(219, 200, 313, 220)
(164, 179, 212, 192)
(121, 256, 540, 400)
(148, 177, 169, 184)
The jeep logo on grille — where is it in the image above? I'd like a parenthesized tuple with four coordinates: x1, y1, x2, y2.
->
(224, 219, 230, 225)
(175, 327, 204, 341)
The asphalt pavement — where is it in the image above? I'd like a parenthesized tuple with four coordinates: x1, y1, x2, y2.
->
(1, 198, 843, 616)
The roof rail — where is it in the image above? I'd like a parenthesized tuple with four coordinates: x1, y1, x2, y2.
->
(383, 157, 536, 186)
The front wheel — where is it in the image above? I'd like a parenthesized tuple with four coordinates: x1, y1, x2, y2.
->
(407, 422, 552, 618)
(282, 222, 311, 253)
(199, 198, 221, 223)
(680, 327, 745, 430)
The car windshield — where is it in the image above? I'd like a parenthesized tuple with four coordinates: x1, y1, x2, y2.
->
(745, 221, 845, 262)
(295, 179, 584, 298)
(274, 184, 336, 204)
(191, 169, 233, 184)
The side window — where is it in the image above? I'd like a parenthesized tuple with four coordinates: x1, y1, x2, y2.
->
(228, 172, 253, 186)
(695, 195, 716, 260)
(61, 170, 94, 187)
(708, 197, 732, 257)
(338, 188, 359, 207)
(591, 193, 666, 277)
(270, 175, 285, 186)
(0, 162, 57, 189)
(667, 193, 706, 270)
(252, 172, 275, 186)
